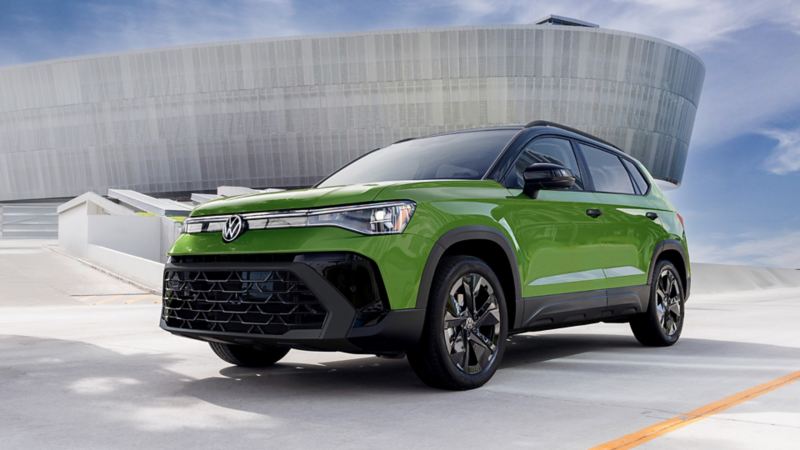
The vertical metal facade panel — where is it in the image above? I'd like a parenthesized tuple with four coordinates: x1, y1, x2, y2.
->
(0, 25, 704, 201)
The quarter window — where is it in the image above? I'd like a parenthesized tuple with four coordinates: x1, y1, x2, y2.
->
(508, 137, 583, 190)
(578, 144, 635, 194)
(622, 158, 649, 195)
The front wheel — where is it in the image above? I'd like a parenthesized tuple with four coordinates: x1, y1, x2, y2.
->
(209, 342, 290, 368)
(407, 256, 508, 390)
(630, 260, 685, 346)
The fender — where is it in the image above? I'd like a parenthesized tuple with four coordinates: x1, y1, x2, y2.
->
(648, 239, 691, 298)
(414, 226, 523, 328)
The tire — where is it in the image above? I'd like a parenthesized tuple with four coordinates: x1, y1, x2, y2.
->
(407, 256, 508, 390)
(630, 260, 685, 346)
(209, 342, 290, 368)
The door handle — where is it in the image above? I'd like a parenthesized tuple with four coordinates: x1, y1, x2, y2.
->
(646, 212, 658, 220)
(586, 208, 602, 218)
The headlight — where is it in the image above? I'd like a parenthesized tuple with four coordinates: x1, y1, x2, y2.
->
(182, 220, 224, 234)
(308, 201, 416, 235)
(181, 201, 416, 236)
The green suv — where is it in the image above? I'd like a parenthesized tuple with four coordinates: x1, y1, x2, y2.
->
(161, 121, 689, 390)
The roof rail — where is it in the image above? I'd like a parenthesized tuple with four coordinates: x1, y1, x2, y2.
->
(524, 120, 621, 150)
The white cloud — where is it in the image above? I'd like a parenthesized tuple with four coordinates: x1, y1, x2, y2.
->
(445, 0, 800, 49)
(690, 230, 800, 268)
(81, 0, 298, 55)
(762, 128, 800, 174)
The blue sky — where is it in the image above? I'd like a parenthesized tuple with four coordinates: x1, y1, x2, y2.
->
(1, 0, 799, 267)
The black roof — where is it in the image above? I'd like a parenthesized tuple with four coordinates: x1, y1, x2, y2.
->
(523, 120, 621, 151)
(392, 121, 623, 155)
(391, 125, 522, 144)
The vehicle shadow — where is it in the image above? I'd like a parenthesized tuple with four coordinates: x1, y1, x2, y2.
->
(187, 330, 800, 399)
(501, 332, 642, 368)
(190, 332, 645, 397)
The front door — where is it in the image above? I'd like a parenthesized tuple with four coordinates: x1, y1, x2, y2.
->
(498, 137, 609, 301)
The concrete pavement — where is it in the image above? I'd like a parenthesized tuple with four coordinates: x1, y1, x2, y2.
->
(1, 240, 798, 449)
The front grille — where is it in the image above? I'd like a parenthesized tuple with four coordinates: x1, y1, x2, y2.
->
(162, 269, 327, 335)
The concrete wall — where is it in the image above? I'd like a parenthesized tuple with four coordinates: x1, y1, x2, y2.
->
(87, 215, 162, 261)
(58, 202, 90, 256)
(0, 24, 704, 201)
(58, 195, 182, 263)
(85, 244, 164, 291)
(691, 263, 800, 295)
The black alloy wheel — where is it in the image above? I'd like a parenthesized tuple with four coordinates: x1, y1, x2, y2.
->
(407, 256, 508, 390)
(630, 260, 685, 346)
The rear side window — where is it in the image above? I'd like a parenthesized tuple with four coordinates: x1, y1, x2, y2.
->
(578, 144, 635, 194)
(621, 158, 649, 194)
(507, 137, 583, 190)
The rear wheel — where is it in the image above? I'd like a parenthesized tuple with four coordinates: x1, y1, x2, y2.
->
(630, 260, 685, 346)
(209, 342, 290, 368)
(407, 256, 508, 390)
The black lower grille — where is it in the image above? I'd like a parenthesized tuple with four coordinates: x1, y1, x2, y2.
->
(162, 269, 327, 335)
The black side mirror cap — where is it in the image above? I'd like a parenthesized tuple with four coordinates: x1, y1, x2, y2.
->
(523, 163, 576, 198)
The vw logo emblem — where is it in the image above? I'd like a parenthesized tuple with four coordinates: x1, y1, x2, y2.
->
(222, 215, 246, 242)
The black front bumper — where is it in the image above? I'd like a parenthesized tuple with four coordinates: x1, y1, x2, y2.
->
(160, 253, 424, 353)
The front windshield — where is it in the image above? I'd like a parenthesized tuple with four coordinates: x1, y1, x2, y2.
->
(317, 129, 518, 188)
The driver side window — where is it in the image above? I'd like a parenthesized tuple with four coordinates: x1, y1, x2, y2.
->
(507, 137, 583, 190)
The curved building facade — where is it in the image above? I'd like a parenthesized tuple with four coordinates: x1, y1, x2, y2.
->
(0, 23, 704, 201)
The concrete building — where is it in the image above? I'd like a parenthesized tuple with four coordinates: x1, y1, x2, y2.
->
(0, 18, 704, 205)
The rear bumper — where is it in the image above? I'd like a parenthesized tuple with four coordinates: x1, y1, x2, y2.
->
(159, 252, 425, 353)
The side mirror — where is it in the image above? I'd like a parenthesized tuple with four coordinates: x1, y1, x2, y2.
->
(523, 163, 576, 198)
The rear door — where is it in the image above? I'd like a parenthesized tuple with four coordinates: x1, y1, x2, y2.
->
(574, 142, 661, 296)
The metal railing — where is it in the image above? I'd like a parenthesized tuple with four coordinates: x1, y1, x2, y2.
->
(0, 203, 60, 239)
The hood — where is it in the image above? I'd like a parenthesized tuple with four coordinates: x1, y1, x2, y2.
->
(190, 182, 396, 217)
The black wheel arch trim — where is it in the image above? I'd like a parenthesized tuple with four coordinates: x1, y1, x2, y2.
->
(649, 239, 691, 299)
(415, 226, 523, 328)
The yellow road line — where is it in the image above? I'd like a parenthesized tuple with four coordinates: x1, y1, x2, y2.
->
(592, 370, 800, 450)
